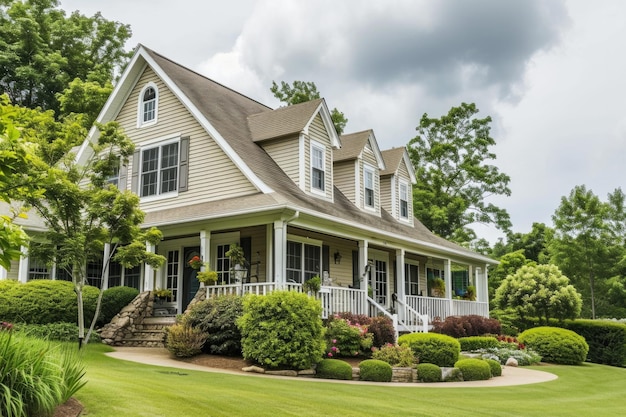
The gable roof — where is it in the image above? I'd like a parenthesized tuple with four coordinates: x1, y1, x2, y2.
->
(381, 147, 417, 183)
(334, 130, 385, 170)
(78, 44, 494, 265)
(248, 99, 341, 148)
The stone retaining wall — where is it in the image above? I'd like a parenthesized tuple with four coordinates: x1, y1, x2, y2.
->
(100, 291, 162, 347)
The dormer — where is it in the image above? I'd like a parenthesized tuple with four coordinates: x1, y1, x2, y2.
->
(333, 130, 385, 215)
(248, 99, 340, 201)
(380, 147, 417, 225)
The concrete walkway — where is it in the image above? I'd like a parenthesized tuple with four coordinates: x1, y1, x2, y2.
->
(106, 347, 558, 388)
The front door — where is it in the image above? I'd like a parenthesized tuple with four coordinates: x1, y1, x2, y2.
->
(369, 251, 389, 307)
(182, 246, 201, 311)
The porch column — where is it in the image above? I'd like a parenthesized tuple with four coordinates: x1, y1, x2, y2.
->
(18, 245, 28, 283)
(483, 264, 490, 317)
(444, 258, 453, 313)
(0, 265, 7, 280)
(477, 264, 489, 304)
(200, 230, 210, 288)
(102, 243, 111, 290)
(266, 224, 273, 282)
(395, 249, 406, 321)
(143, 241, 156, 291)
(273, 220, 286, 289)
(358, 240, 369, 293)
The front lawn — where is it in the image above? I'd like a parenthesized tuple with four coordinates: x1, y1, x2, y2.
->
(78, 344, 626, 416)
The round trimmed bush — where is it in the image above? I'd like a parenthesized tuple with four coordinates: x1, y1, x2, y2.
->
(416, 363, 441, 382)
(398, 333, 460, 367)
(359, 359, 393, 382)
(98, 286, 140, 326)
(454, 358, 491, 381)
(458, 336, 499, 352)
(485, 359, 502, 377)
(315, 359, 353, 380)
(238, 291, 325, 370)
(518, 326, 589, 365)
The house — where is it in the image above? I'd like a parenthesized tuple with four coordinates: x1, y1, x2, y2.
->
(1, 45, 497, 332)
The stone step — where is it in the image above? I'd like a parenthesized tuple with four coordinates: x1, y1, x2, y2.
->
(128, 331, 166, 340)
(143, 316, 177, 325)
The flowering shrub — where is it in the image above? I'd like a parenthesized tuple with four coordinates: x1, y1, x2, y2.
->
(372, 343, 416, 367)
(325, 315, 373, 358)
(497, 335, 526, 350)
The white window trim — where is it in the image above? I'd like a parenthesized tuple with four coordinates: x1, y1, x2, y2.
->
(139, 136, 180, 202)
(399, 179, 410, 221)
(310, 140, 326, 196)
(286, 234, 323, 283)
(405, 259, 420, 296)
(363, 163, 376, 211)
(137, 82, 159, 128)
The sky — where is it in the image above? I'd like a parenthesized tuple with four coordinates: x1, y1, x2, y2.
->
(60, 0, 626, 243)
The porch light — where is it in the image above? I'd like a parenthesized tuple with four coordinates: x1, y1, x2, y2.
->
(334, 251, 342, 264)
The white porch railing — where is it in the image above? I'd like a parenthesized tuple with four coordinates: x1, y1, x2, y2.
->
(405, 295, 489, 322)
(395, 297, 428, 333)
(452, 299, 489, 317)
(317, 286, 367, 319)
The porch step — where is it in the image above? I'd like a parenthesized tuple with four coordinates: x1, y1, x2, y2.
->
(122, 317, 176, 347)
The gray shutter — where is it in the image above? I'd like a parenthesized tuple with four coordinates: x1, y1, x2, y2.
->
(178, 136, 190, 192)
(118, 162, 128, 191)
(130, 150, 140, 194)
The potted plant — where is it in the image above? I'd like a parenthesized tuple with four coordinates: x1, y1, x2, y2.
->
(465, 285, 476, 301)
(429, 277, 445, 298)
(226, 243, 247, 284)
(302, 275, 321, 293)
(197, 269, 218, 285)
(188, 255, 204, 270)
(154, 288, 172, 302)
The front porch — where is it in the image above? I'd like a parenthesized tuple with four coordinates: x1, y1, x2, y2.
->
(201, 281, 489, 333)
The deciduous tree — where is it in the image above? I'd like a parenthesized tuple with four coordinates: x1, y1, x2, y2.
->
(0, 0, 131, 116)
(407, 103, 511, 244)
(271, 80, 348, 134)
(495, 264, 582, 323)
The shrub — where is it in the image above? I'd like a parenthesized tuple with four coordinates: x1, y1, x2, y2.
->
(98, 286, 140, 326)
(458, 336, 500, 352)
(432, 315, 501, 338)
(481, 347, 542, 366)
(372, 343, 416, 367)
(165, 323, 208, 358)
(325, 316, 373, 358)
(454, 358, 491, 381)
(416, 363, 441, 382)
(518, 326, 589, 365)
(186, 294, 243, 355)
(398, 333, 460, 367)
(15, 322, 101, 343)
(238, 291, 325, 370)
(562, 319, 626, 367)
(485, 358, 502, 377)
(359, 359, 393, 382)
(368, 316, 396, 347)
(0, 280, 99, 324)
(0, 331, 86, 417)
(336, 312, 372, 326)
(315, 359, 353, 380)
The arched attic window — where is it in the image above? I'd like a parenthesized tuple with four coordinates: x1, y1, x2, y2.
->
(138, 83, 158, 126)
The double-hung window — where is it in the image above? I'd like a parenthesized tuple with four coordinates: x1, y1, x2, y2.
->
(399, 181, 409, 219)
(286, 237, 321, 283)
(364, 166, 375, 208)
(311, 143, 325, 193)
(141, 141, 179, 197)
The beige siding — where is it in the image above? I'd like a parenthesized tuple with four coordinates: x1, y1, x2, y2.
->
(116, 67, 257, 212)
(308, 115, 333, 200)
(333, 160, 357, 204)
(380, 176, 392, 214)
(261, 136, 300, 188)
(241, 225, 268, 283)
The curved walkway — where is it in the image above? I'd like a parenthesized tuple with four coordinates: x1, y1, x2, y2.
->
(106, 347, 558, 388)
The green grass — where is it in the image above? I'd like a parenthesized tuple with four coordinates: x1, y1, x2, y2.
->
(78, 344, 626, 417)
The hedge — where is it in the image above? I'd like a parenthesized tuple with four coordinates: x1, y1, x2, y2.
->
(398, 333, 460, 367)
(562, 320, 626, 367)
(458, 336, 500, 352)
(454, 358, 491, 381)
(359, 359, 393, 382)
(518, 326, 588, 365)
